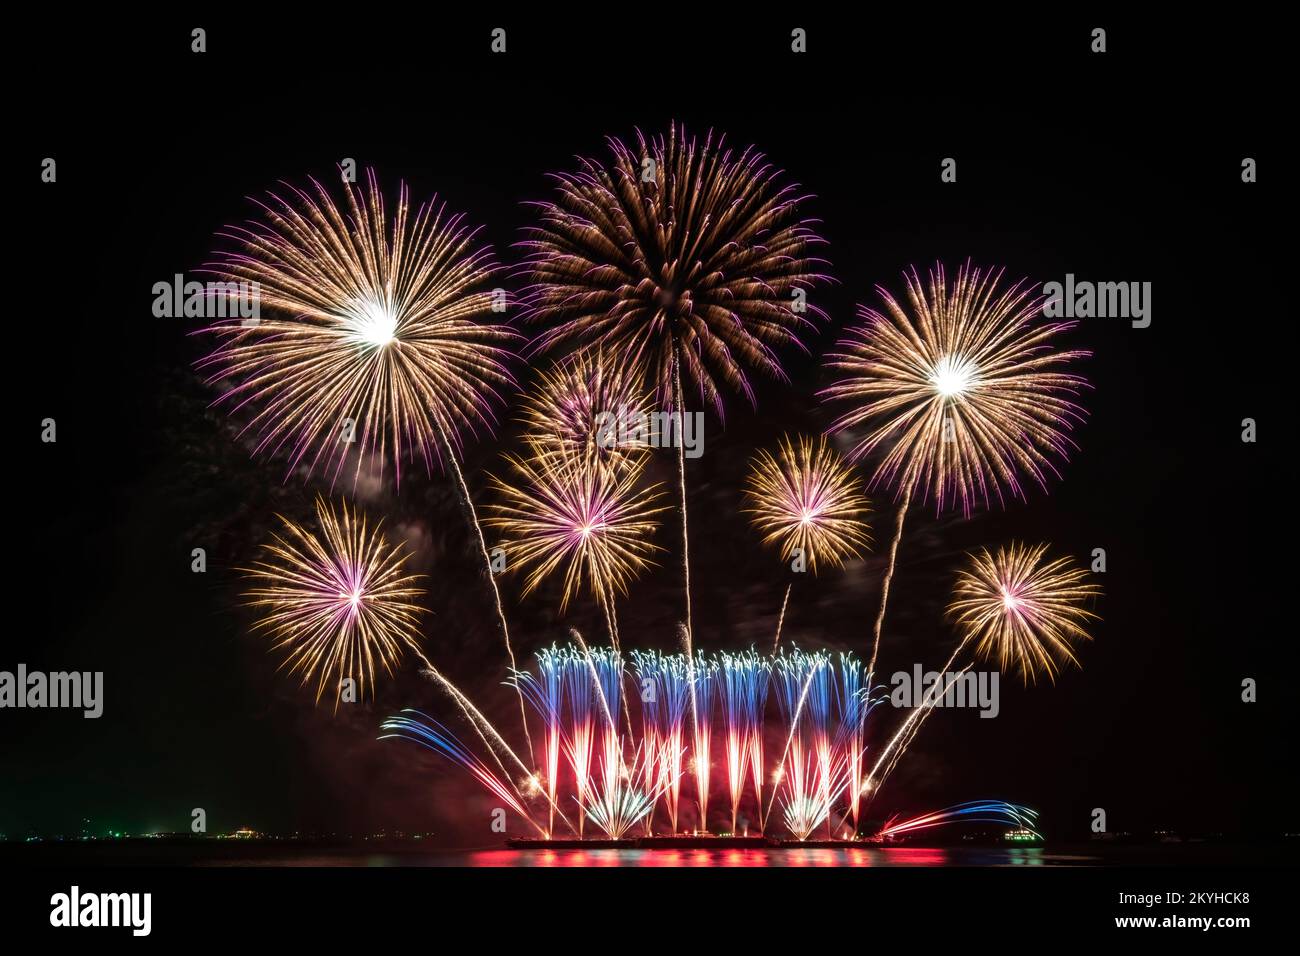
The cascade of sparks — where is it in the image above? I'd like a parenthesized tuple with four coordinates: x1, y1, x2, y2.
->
(631, 650, 691, 833)
(689, 657, 719, 833)
(388, 643, 1050, 843)
(719, 650, 772, 834)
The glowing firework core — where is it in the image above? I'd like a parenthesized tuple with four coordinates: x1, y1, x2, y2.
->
(347, 296, 399, 348)
(929, 353, 979, 398)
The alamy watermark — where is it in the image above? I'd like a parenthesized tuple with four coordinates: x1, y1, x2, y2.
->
(1, 664, 103, 718)
(889, 665, 999, 718)
(50, 886, 151, 936)
(1042, 274, 1151, 328)
(152, 273, 261, 324)
(594, 406, 705, 459)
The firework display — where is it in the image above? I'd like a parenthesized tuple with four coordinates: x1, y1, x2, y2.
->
(820, 260, 1090, 516)
(384, 643, 1044, 843)
(211, 147, 1100, 849)
(949, 543, 1102, 684)
(243, 497, 426, 706)
(485, 450, 667, 616)
(520, 123, 833, 415)
(19, 17, 1279, 939)
(198, 170, 518, 488)
(744, 435, 871, 574)
(820, 259, 1091, 677)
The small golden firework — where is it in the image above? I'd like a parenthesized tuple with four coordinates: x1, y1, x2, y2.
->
(743, 435, 871, 573)
(244, 497, 426, 704)
(486, 451, 666, 611)
(948, 542, 1101, 683)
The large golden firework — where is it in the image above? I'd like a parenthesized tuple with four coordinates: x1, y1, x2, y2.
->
(199, 170, 518, 487)
(820, 261, 1090, 516)
(518, 349, 652, 477)
(486, 451, 666, 612)
(948, 542, 1101, 684)
(744, 435, 871, 573)
(521, 123, 832, 416)
(244, 497, 426, 705)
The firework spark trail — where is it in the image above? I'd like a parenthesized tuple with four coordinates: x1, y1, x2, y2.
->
(672, 348, 695, 670)
(511, 646, 565, 835)
(379, 711, 548, 837)
(821, 260, 1090, 672)
(833, 654, 876, 834)
(198, 169, 518, 489)
(719, 650, 772, 833)
(867, 484, 911, 679)
(243, 497, 426, 709)
(771, 582, 792, 653)
(409, 648, 576, 835)
(690, 656, 718, 832)
(878, 801, 1040, 840)
(433, 421, 534, 761)
(867, 662, 971, 808)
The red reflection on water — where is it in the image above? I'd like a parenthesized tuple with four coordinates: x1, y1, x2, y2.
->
(878, 847, 950, 866)
(461, 846, 943, 867)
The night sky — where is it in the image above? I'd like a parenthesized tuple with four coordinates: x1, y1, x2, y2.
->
(6, 14, 1283, 846)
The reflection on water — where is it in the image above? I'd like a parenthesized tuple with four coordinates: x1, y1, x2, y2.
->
(461, 847, 1056, 867)
(207, 846, 1086, 867)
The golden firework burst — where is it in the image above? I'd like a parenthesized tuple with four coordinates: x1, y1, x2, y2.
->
(486, 451, 666, 612)
(199, 170, 518, 487)
(243, 497, 426, 705)
(821, 261, 1090, 516)
(744, 435, 871, 573)
(948, 542, 1102, 683)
